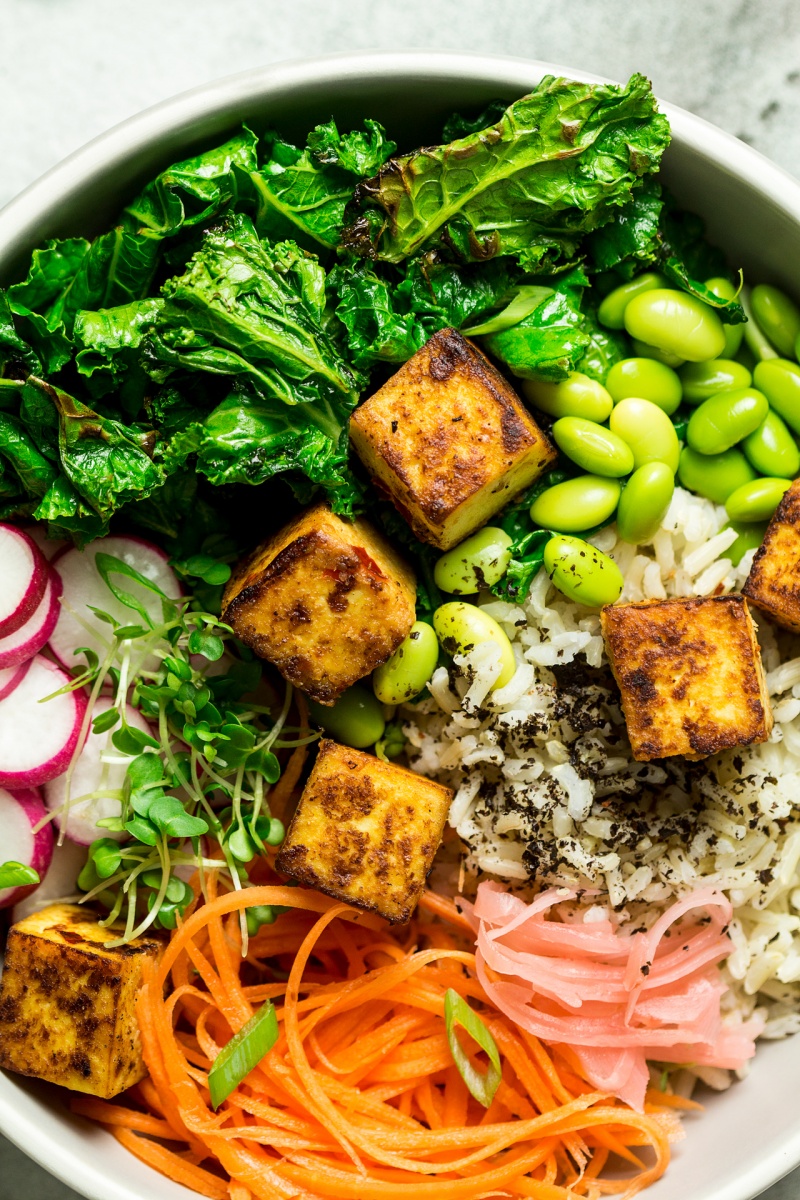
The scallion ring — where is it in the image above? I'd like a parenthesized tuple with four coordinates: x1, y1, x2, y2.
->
(208, 999, 279, 1110)
(444, 988, 502, 1108)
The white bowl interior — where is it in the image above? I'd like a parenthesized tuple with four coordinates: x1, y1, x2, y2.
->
(2, 50, 800, 1200)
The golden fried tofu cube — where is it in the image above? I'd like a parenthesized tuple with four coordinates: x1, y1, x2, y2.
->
(601, 595, 772, 762)
(743, 479, 800, 632)
(0, 904, 164, 1098)
(349, 328, 556, 550)
(222, 503, 416, 705)
(275, 739, 453, 922)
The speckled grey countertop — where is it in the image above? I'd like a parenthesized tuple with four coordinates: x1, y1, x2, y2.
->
(1, 1, 800, 1197)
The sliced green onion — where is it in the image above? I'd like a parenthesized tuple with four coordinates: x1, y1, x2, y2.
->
(208, 999, 279, 1110)
(444, 988, 502, 1108)
(0, 861, 40, 890)
(462, 285, 552, 337)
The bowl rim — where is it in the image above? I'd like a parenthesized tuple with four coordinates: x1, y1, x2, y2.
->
(2, 47, 800, 1200)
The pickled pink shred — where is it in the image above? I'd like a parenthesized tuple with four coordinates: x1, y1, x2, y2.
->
(461, 881, 763, 1110)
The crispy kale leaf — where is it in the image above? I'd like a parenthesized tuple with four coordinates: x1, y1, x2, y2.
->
(145, 214, 362, 405)
(441, 101, 510, 142)
(250, 119, 396, 249)
(343, 74, 670, 269)
(480, 267, 591, 382)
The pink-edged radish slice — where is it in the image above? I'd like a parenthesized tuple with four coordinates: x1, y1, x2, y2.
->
(0, 787, 54, 908)
(0, 569, 62, 670)
(12, 837, 87, 923)
(50, 534, 181, 672)
(0, 523, 49, 638)
(0, 659, 32, 701)
(44, 697, 153, 845)
(0, 656, 88, 789)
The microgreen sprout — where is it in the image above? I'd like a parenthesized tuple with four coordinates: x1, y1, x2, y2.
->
(36, 552, 307, 947)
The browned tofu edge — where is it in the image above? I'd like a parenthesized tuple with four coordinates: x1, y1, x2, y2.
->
(275, 739, 454, 923)
(221, 503, 417, 703)
(600, 594, 772, 762)
(743, 478, 800, 632)
(349, 327, 556, 547)
(0, 904, 164, 1098)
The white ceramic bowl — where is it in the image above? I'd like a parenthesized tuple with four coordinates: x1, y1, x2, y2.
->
(2, 51, 800, 1200)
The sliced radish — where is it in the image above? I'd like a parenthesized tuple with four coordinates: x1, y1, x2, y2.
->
(0, 570, 62, 670)
(44, 697, 153, 845)
(0, 787, 54, 908)
(0, 523, 48, 638)
(50, 534, 181, 671)
(12, 838, 87, 923)
(0, 656, 88, 788)
(0, 659, 32, 701)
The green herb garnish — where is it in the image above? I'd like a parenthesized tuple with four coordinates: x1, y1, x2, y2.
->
(208, 1000, 279, 1109)
(444, 988, 502, 1108)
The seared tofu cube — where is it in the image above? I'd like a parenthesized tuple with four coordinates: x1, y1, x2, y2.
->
(601, 595, 772, 762)
(222, 503, 416, 705)
(349, 328, 556, 550)
(743, 479, 800, 632)
(0, 903, 164, 1098)
(275, 739, 453, 922)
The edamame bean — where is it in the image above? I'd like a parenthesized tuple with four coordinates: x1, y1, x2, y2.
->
(679, 359, 752, 405)
(609, 398, 681, 472)
(753, 358, 800, 434)
(725, 477, 793, 522)
(373, 621, 439, 704)
(523, 372, 614, 422)
(722, 520, 769, 567)
(552, 417, 635, 477)
(750, 284, 800, 357)
(434, 527, 512, 594)
(706, 276, 745, 357)
(530, 475, 621, 533)
(432, 602, 515, 689)
(630, 338, 686, 369)
(685, 387, 769, 456)
(742, 409, 800, 478)
(605, 357, 682, 414)
(597, 271, 668, 330)
(741, 287, 779, 362)
(308, 685, 385, 749)
(616, 462, 675, 544)
(678, 446, 757, 504)
(543, 535, 624, 607)
(624, 289, 726, 363)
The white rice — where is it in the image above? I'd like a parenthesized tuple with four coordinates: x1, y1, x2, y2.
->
(402, 487, 800, 1042)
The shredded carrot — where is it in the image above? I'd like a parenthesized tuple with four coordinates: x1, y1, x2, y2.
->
(91, 878, 684, 1198)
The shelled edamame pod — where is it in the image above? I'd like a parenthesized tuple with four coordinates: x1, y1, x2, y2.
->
(722, 520, 769, 567)
(543, 535, 624, 607)
(604, 357, 682, 414)
(522, 372, 614, 422)
(742, 409, 800, 478)
(529, 475, 621, 533)
(750, 284, 800, 357)
(551, 417, 634, 477)
(624, 289, 726, 363)
(679, 359, 752, 405)
(630, 338, 686, 369)
(434, 527, 513, 594)
(609, 397, 681, 472)
(308, 686, 385, 749)
(753, 359, 800, 434)
(685, 387, 769, 456)
(616, 462, 675, 544)
(725, 477, 793, 522)
(678, 446, 757, 505)
(373, 621, 439, 705)
(596, 271, 668, 330)
(432, 602, 515, 689)
(741, 287, 779, 362)
(705, 276, 745, 358)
